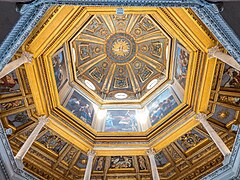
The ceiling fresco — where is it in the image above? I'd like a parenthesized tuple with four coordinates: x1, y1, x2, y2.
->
(51, 39, 188, 131)
(70, 14, 171, 102)
(45, 8, 195, 133)
(1, 5, 240, 180)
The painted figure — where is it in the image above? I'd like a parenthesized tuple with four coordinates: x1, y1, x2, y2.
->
(52, 54, 63, 88)
(105, 110, 138, 132)
(138, 156, 147, 170)
(1, 100, 22, 110)
(0, 73, 20, 94)
(111, 156, 132, 168)
(65, 91, 94, 126)
(175, 44, 189, 89)
(96, 157, 104, 171)
(147, 88, 178, 126)
(80, 104, 92, 123)
(221, 66, 240, 88)
(7, 112, 30, 128)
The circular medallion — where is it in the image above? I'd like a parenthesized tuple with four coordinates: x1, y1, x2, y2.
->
(106, 33, 136, 63)
(133, 60, 142, 70)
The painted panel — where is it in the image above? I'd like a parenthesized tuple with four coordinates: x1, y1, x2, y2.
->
(174, 42, 190, 89)
(110, 156, 133, 168)
(37, 131, 67, 154)
(211, 105, 236, 124)
(65, 91, 95, 126)
(93, 157, 105, 171)
(0, 99, 24, 111)
(0, 71, 20, 95)
(52, 47, 68, 91)
(147, 88, 179, 126)
(221, 64, 240, 89)
(76, 153, 88, 169)
(177, 129, 205, 151)
(104, 110, 138, 132)
(218, 94, 240, 107)
(7, 111, 31, 128)
(155, 151, 168, 167)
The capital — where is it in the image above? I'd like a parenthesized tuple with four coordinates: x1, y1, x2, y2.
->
(87, 149, 96, 158)
(21, 51, 33, 63)
(195, 113, 207, 122)
(208, 46, 219, 58)
(146, 148, 156, 157)
(38, 115, 49, 125)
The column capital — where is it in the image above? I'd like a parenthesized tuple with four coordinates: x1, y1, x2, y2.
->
(38, 115, 49, 125)
(146, 148, 156, 157)
(195, 113, 207, 122)
(21, 51, 33, 63)
(208, 45, 219, 58)
(87, 149, 96, 158)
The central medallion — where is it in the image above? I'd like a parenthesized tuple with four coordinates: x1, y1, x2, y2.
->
(106, 33, 136, 63)
(112, 39, 130, 57)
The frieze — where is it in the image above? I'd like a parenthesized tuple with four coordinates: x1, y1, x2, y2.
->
(23, 161, 55, 179)
(25, 6, 61, 48)
(218, 95, 240, 107)
(110, 156, 133, 168)
(63, 147, 78, 164)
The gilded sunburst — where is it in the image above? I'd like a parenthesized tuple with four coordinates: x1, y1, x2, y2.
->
(112, 39, 130, 57)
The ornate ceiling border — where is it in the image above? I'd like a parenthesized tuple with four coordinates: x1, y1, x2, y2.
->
(0, 0, 239, 71)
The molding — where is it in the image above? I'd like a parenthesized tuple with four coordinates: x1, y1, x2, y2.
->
(0, 156, 10, 180)
(0, 121, 38, 180)
(0, 4, 50, 70)
(0, 0, 239, 70)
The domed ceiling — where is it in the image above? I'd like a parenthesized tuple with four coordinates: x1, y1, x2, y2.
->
(2, 3, 240, 179)
(70, 14, 171, 102)
(49, 10, 190, 132)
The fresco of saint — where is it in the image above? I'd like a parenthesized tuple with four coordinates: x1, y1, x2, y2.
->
(174, 43, 189, 89)
(65, 91, 95, 126)
(0, 71, 20, 95)
(147, 88, 179, 126)
(52, 48, 68, 91)
(221, 65, 240, 89)
(104, 110, 138, 132)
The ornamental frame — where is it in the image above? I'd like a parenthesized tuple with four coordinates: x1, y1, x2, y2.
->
(0, 0, 239, 71)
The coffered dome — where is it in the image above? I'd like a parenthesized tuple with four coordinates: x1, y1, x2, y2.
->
(1, 2, 240, 180)
(70, 14, 171, 102)
(49, 9, 188, 132)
